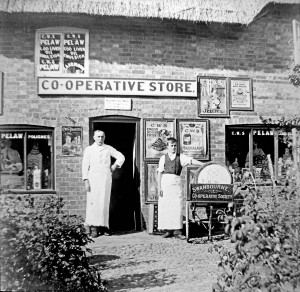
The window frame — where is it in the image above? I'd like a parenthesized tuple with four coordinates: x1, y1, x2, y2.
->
(0, 125, 55, 193)
(225, 125, 292, 184)
(35, 27, 89, 77)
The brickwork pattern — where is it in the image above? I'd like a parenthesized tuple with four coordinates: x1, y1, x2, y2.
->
(0, 5, 299, 228)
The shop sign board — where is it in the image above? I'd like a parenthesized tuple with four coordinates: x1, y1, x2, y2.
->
(189, 183, 233, 202)
(37, 77, 196, 97)
(187, 162, 233, 202)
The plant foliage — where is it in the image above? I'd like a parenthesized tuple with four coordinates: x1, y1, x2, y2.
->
(212, 177, 300, 292)
(0, 195, 107, 292)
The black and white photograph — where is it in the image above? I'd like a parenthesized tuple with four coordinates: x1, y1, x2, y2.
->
(1, 1, 300, 292)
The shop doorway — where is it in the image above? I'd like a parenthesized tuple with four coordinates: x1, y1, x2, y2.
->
(89, 116, 141, 232)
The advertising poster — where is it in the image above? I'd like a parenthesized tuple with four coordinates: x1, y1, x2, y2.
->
(177, 120, 209, 160)
(145, 162, 159, 203)
(144, 119, 174, 160)
(63, 32, 86, 74)
(198, 76, 229, 117)
(229, 78, 253, 110)
(39, 33, 61, 72)
(62, 126, 83, 157)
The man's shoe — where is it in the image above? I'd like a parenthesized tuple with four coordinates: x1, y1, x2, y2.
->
(104, 229, 112, 236)
(162, 232, 173, 238)
(174, 234, 186, 240)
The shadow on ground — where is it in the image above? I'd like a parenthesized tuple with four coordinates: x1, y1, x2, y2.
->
(90, 254, 158, 271)
(105, 269, 176, 291)
(89, 254, 120, 263)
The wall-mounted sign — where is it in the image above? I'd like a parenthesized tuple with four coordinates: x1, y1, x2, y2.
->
(104, 98, 132, 110)
(197, 76, 230, 118)
(35, 28, 89, 76)
(144, 119, 175, 160)
(229, 78, 253, 111)
(177, 119, 210, 160)
(37, 77, 196, 97)
(62, 126, 83, 156)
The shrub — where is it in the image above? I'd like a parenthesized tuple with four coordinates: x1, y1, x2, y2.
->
(0, 195, 107, 292)
(212, 178, 300, 292)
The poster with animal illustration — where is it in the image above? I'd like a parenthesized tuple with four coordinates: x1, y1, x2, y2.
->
(197, 76, 229, 117)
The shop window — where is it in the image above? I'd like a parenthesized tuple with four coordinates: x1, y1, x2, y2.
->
(0, 126, 54, 192)
(225, 126, 293, 184)
(35, 27, 89, 76)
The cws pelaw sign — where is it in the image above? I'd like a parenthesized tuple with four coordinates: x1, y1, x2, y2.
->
(37, 77, 197, 97)
(189, 183, 233, 202)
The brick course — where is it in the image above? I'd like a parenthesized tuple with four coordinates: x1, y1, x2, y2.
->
(0, 4, 299, 230)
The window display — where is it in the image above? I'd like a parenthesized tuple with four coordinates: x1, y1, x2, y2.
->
(0, 127, 54, 191)
(35, 28, 89, 76)
(225, 126, 293, 184)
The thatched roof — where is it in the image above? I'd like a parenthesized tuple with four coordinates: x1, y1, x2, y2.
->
(0, 0, 299, 25)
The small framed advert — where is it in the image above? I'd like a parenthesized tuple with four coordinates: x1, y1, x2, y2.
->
(144, 119, 175, 161)
(186, 165, 200, 195)
(62, 126, 83, 156)
(177, 119, 210, 160)
(229, 78, 253, 111)
(197, 76, 229, 118)
(145, 162, 159, 203)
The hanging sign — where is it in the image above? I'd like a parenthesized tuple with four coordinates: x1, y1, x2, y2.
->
(37, 77, 196, 97)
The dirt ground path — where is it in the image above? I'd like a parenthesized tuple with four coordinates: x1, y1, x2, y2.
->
(88, 231, 231, 292)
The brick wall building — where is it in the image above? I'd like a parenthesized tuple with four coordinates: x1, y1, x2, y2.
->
(0, 2, 299, 232)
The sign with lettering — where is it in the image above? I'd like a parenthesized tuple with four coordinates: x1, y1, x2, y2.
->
(39, 33, 61, 72)
(63, 33, 86, 74)
(177, 119, 210, 160)
(197, 76, 230, 118)
(37, 77, 196, 97)
(189, 183, 233, 202)
(36, 29, 89, 76)
(104, 98, 132, 110)
(144, 119, 175, 160)
(62, 126, 83, 156)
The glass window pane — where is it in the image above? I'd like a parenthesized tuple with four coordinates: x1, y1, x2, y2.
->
(252, 129, 274, 183)
(39, 33, 61, 72)
(226, 127, 276, 184)
(27, 131, 53, 190)
(226, 128, 250, 182)
(278, 131, 293, 179)
(63, 32, 86, 74)
(0, 132, 25, 189)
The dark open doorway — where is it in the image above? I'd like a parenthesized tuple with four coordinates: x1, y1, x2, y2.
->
(89, 116, 141, 232)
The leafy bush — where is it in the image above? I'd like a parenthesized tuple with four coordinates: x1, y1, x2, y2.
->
(0, 195, 107, 292)
(212, 179, 300, 292)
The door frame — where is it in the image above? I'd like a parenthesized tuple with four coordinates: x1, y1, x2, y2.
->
(89, 115, 142, 230)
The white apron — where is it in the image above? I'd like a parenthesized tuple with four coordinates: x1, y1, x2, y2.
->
(158, 173, 183, 230)
(86, 168, 112, 227)
(82, 143, 125, 228)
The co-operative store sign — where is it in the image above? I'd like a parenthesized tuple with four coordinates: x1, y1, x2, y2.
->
(37, 77, 197, 97)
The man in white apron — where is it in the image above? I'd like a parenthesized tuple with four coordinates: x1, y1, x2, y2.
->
(82, 130, 125, 237)
(157, 137, 203, 239)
